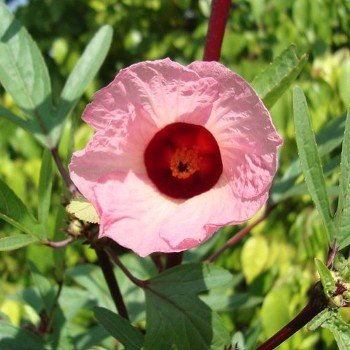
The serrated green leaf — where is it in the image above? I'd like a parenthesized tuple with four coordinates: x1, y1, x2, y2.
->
(0, 1, 56, 148)
(66, 197, 99, 223)
(0, 321, 45, 350)
(292, 87, 335, 243)
(0, 234, 39, 251)
(252, 45, 307, 109)
(56, 25, 113, 124)
(0, 178, 45, 237)
(94, 307, 144, 350)
(38, 149, 52, 228)
(335, 108, 350, 249)
(321, 309, 350, 350)
(307, 308, 333, 331)
(144, 264, 231, 350)
(315, 259, 336, 298)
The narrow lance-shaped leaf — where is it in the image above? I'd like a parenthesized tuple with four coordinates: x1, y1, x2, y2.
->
(38, 149, 53, 228)
(271, 114, 347, 204)
(94, 307, 144, 350)
(292, 87, 335, 243)
(55, 25, 113, 126)
(0, 178, 45, 237)
(252, 45, 308, 109)
(0, 234, 39, 251)
(335, 108, 350, 249)
(0, 1, 55, 148)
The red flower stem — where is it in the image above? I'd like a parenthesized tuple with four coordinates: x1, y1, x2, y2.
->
(257, 282, 328, 350)
(206, 207, 272, 263)
(51, 146, 79, 196)
(44, 237, 74, 248)
(165, 252, 184, 270)
(107, 247, 148, 289)
(326, 242, 338, 268)
(203, 0, 231, 61)
(95, 249, 130, 320)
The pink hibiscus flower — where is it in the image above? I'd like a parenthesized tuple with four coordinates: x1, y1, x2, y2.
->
(69, 58, 282, 257)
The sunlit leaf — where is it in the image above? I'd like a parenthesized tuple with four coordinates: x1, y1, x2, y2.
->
(252, 45, 308, 109)
(0, 1, 55, 148)
(0, 234, 39, 251)
(55, 25, 113, 125)
(241, 236, 269, 283)
(66, 197, 99, 223)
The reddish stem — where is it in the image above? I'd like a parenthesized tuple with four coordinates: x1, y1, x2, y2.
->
(95, 249, 129, 320)
(203, 0, 231, 61)
(51, 147, 79, 196)
(44, 237, 74, 248)
(206, 207, 271, 263)
(258, 283, 328, 350)
(165, 252, 184, 270)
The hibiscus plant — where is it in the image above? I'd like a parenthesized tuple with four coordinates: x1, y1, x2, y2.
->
(0, 0, 349, 349)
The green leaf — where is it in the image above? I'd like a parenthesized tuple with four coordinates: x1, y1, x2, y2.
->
(0, 178, 44, 237)
(271, 113, 346, 204)
(38, 149, 52, 228)
(241, 236, 269, 283)
(309, 309, 350, 350)
(292, 87, 335, 242)
(29, 261, 57, 314)
(307, 308, 333, 331)
(56, 25, 113, 124)
(252, 45, 308, 109)
(66, 197, 99, 223)
(94, 307, 144, 350)
(0, 234, 39, 251)
(0, 321, 45, 350)
(315, 259, 336, 298)
(335, 108, 350, 249)
(0, 1, 55, 148)
(144, 263, 231, 350)
(0, 105, 32, 132)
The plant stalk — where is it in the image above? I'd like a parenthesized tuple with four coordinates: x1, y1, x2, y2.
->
(206, 207, 271, 263)
(51, 146, 79, 196)
(165, 252, 184, 270)
(203, 0, 231, 61)
(257, 282, 328, 350)
(95, 249, 129, 320)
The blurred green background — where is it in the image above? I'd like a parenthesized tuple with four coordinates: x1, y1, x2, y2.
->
(0, 0, 349, 349)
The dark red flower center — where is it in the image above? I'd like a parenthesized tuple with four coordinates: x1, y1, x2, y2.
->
(144, 122, 223, 199)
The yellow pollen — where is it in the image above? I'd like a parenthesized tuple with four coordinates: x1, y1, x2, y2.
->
(170, 147, 201, 179)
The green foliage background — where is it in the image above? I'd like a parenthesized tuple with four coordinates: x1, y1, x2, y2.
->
(0, 0, 349, 349)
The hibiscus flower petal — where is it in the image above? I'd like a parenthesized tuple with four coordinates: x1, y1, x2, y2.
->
(159, 176, 267, 249)
(188, 61, 282, 199)
(93, 171, 180, 257)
